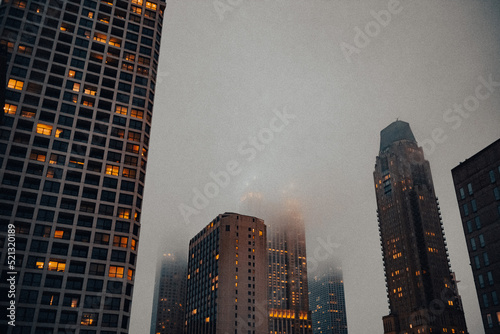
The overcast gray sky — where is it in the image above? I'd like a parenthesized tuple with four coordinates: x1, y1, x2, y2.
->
(130, 1, 500, 333)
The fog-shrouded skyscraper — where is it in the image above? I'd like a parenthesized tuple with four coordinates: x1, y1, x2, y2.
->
(0, 0, 166, 332)
(150, 253, 187, 334)
(309, 265, 348, 334)
(185, 212, 268, 334)
(373, 121, 468, 334)
(451, 138, 500, 334)
(241, 193, 312, 334)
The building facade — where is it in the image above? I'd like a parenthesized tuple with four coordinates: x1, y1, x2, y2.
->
(309, 266, 348, 334)
(373, 121, 468, 334)
(185, 212, 268, 334)
(0, 0, 166, 332)
(151, 253, 187, 334)
(451, 138, 500, 334)
(267, 200, 312, 334)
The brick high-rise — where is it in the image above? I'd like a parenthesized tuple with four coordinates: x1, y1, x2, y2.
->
(452, 138, 500, 333)
(0, 0, 166, 332)
(373, 121, 467, 334)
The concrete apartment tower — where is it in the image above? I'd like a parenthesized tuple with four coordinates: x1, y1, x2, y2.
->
(185, 213, 268, 334)
(0, 0, 166, 332)
(309, 266, 348, 334)
(373, 121, 468, 334)
(452, 139, 500, 333)
(150, 253, 187, 334)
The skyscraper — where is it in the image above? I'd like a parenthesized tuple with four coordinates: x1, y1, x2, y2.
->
(150, 253, 187, 334)
(451, 138, 500, 334)
(309, 266, 348, 334)
(267, 199, 312, 334)
(185, 212, 268, 334)
(0, 0, 166, 332)
(241, 193, 312, 334)
(373, 120, 468, 334)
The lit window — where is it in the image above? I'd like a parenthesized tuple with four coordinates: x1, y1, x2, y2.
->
(93, 33, 107, 43)
(130, 109, 143, 119)
(109, 38, 121, 47)
(48, 260, 66, 272)
(122, 168, 136, 179)
(115, 105, 128, 115)
(81, 313, 97, 326)
(54, 230, 64, 239)
(124, 53, 136, 62)
(105, 164, 120, 176)
(17, 45, 32, 55)
(122, 62, 134, 72)
(146, 1, 157, 10)
(81, 98, 94, 106)
(30, 152, 46, 162)
(132, 0, 144, 4)
(132, 6, 142, 14)
(13, 0, 27, 8)
(131, 239, 137, 250)
(127, 269, 133, 280)
(8, 79, 24, 90)
(117, 208, 131, 219)
(68, 70, 76, 78)
(21, 109, 35, 118)
(72, 83, 80, 92)
(113, 236, 128, 248)
(87, 11, 94, 18)
(109, 266, 124, 278)
(55, 129, 63, 138)
(84, 87, 96, 95)
(71, 298, 78, 308)
(36, 261, 44, 269)
(4, 104, 17, 114)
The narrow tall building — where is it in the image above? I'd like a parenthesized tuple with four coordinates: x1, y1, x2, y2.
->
(0, 0, 166, 332)
(151, 253, 187, 334)
(451, 138, 500, 334)
(309, 266, 348, 334)
(267, 200, 312, 334)
(373, 121, 468, 334)
(240, 193, 312, 334)
(185, 213, 268, 334)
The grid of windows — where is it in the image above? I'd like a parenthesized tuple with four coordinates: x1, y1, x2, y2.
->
(0, 0, 165, 332)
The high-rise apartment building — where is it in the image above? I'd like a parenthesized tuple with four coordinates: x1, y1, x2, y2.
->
(373, 121, 468, 334)
(150, 253, 187, 334)
(267, 200, 312, 334)
(0, 0, 166, 332)
(309, 266, 348, 334)
(241, 193, 312, 334)
(185, 212, 268, 334)
(451, 138, 500, 334)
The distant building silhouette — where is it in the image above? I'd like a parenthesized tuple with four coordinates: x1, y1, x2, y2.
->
(151, 253, 187, 334)
(373, 121, 468, 334)
(241, 193, 312, 333)
(309, 266, 348, 334)
(452, 138, 500, 334)
(185, 212, 268, 334)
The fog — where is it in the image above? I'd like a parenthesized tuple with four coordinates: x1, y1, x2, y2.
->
(131, 1, 500, 333)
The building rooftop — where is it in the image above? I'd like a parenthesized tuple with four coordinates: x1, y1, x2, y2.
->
(380, 120, 417, 152)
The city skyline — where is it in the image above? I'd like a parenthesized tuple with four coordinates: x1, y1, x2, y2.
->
(0, 1, 498, 334)
(132, 2, 499, 333)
